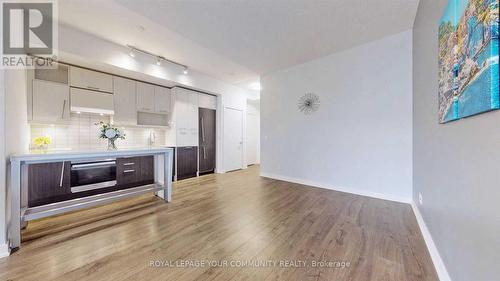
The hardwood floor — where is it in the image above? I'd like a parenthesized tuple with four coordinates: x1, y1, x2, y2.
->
(0, 166, 438, 281)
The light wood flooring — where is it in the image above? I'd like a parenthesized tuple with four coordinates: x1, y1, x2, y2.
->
(0, 165, 438, 281)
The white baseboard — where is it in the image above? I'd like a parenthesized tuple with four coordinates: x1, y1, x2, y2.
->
(259, 172, 411, 204)
(0, 243, 10, 259)
(411, 202, 452, 281)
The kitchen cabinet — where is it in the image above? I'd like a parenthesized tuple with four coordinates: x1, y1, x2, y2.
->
(116, 156, 155, 187)
(113, 77, 137, 125)
(154, 86, 171, 114)
(28, 161, 71, 207)
(34, 64, 69, 84)
(136, 82, 155, 112)
(32, 79, 70, 123)
(198, 94, 217, 110)
(70, 87, 114, 115)
(199, 108, 216, 174)
(70, 66, 113, 93)
(176, 146, 198, 180)
(174, 87, 199, 147)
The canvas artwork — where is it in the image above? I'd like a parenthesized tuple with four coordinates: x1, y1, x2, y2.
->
(438, 0, 499, 123)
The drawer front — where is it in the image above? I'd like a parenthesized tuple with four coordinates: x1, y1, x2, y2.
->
(116, 157, 140, 186)
(116, 156, 155, 187)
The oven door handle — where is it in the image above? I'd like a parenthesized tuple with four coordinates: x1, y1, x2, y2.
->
(60, 162, 65, 187)
(71, 161, 116, 170)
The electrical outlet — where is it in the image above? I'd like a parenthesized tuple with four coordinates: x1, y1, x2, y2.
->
(418, 192, 423, 205)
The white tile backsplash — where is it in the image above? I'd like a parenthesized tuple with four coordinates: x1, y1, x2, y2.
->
(30, 113, 168, 150)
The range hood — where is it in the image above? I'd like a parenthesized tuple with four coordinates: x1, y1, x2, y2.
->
(70, 87, 114, 115)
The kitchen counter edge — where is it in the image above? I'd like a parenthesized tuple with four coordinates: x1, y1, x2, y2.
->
(10, 147, 174, 162)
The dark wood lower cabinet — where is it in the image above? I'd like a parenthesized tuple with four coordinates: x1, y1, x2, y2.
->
(28, 161, 71, 207)
(176, 146, 198, 180)
(28, 156, 155, 207)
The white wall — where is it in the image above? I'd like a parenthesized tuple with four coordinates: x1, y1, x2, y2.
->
(0, 69, 8, 256)
(261, 30, 413, 202)
(1, 69, 30, 253)
(413, 1, 500, 280)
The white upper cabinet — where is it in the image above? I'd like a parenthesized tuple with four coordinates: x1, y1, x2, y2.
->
(136, 82, 155, 112)
(70, 66, 113, 93)
(198, 94, 217, 110)
(32, 80, 70, 123)
(173, 87, 199, 146)
(154, 86, 171, 114)
(113, 77, 137, 126)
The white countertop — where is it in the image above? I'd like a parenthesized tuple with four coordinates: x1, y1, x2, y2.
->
(10, 147, 174, 162)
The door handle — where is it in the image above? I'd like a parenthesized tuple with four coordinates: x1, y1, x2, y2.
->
(201, 117, 205, 142)
(71, 161, 116, 170)
(61, 100, 66, 119)
(60, 162, 65, 187)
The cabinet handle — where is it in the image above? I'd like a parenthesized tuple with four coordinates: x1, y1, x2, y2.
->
(203, 146, 207, 159)
(123, 162, 135, 166)
(61, 100, 66, 119)
(59, 162, 65, 187)
(201, 117, 205, 142)
(123, 169, 135, 173)
(86, 86, 100, 90)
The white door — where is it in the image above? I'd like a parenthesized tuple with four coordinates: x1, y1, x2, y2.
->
(246, 111, 259, 165)
(224, 107, 243, 172)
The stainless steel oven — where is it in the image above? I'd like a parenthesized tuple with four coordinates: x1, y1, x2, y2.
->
(70, 158, 117, 193)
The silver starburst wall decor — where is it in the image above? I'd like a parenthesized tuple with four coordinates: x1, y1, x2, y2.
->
(298, 93, 320, 115)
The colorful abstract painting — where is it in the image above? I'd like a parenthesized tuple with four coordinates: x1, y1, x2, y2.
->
(438, 0, 499, 123)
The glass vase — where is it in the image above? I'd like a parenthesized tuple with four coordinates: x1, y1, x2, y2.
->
(107, 139, 117, 150)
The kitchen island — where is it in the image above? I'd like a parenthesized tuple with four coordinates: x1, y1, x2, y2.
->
(8, 147, 174, 252)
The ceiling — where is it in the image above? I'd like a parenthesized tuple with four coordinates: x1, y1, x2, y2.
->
(58, 0, 419, 85)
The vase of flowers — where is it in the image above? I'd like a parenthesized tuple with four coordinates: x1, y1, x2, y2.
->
(96, 122, 125, 150)
(33, 136, 51, 150)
